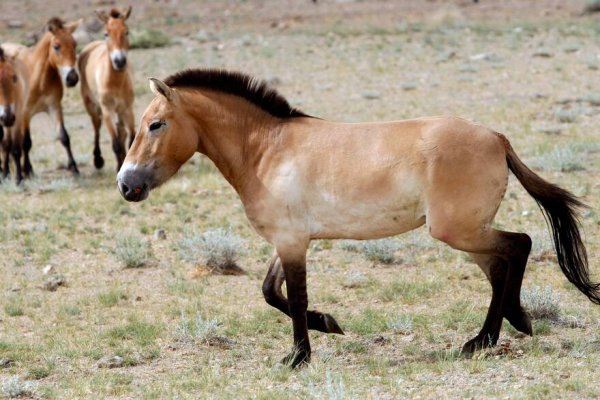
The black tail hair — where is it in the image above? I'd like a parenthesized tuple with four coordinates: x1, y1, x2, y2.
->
(499, 133, 600, 304)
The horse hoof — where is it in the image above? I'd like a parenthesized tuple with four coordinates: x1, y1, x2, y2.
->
(68, 163, 80, 175)
(506, 309, 533, 336)
(280, 349, 311, 369)
(461, 335, 496, 354)
(323, 313, 345, 335)
(94, 156, 105, 169)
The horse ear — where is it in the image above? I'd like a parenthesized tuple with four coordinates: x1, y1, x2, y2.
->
(123, 6, 132, 20)
(95, 10, 109, 24)
(65, 19, 83, 34)
(0, 47, 4, 62)
(47, 18, 62, 34)
(149, 78, 175, 102)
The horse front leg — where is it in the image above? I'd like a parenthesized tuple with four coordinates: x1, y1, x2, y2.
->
(262, 254, 344, 334)
(51, 106, 78, 174)
(103, 110, 126, 171)
(22, 121, 33, 177)
(278, 244, 311, 368)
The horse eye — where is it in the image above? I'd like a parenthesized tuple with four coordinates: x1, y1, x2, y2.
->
(104, 32, 108, 38)
(148, 121, 164, 132)
(53, 44, 61, 52)
(125, 31, 129, 36)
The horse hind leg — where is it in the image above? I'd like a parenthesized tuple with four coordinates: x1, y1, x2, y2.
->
(430, 225, 532, 353)
(468, 251, 532, 352)
(90, 105, 104, 169)
(262, 254, 344, 335)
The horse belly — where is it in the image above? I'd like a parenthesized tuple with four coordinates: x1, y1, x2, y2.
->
(309, 192, 426, 240)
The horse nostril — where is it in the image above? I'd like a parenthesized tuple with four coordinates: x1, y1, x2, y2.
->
(66, 70, 79, 87)
(120, 182, 130, 196)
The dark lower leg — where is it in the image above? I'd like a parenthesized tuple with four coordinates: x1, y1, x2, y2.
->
(60, 124, 78, 174)
(11, 140, 23, 184)
(92, 117, 104, 169)
(281, 259, 311, 368)
(463, 233, 532, 353)
(23, 128, 33, 177)
(112, 138, 126, 171)
(262, 256, 344, 334)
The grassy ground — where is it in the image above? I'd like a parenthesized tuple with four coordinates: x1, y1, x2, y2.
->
(1, 1, 600, 398)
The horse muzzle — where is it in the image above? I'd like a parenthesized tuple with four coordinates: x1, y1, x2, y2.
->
(0, 107, 15, 127)
(117, 163, 153, 202)
(63, 68, 79, 87)
(111, 51, 128, 72)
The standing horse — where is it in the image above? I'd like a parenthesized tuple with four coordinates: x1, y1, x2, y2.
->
(78, 6, 135, 171)
(117, 69, 598, 368)
(0, 46, 29, 183)
(3, 17, 81, 176)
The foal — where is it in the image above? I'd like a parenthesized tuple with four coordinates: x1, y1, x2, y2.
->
(79, 7, 135, 171)
(2, 17, 81, 176)
(0, 46, 29, 183)
(117, 69, 598, 368)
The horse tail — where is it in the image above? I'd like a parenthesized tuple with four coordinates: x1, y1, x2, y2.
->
(497, 133, 600, 304)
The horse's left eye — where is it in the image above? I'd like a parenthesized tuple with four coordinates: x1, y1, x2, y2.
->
(104, 32, 108, 38)
(148, 121, 165, 132)
(53, 44, 60, 52)
(125, 31, 129, 36)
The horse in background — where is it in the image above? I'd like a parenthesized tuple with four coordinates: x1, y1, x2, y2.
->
(2, 17, 81, 177)
(78, 6, 135, 171)
(0, 46, 29, 183)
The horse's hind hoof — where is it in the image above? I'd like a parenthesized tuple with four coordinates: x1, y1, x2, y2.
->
(322, 313, 345, 335)
(94, 155, 105, 169)
(505, 308, 533, 336)
(280, 349, 311, 369)
(461, 334, 496, 355)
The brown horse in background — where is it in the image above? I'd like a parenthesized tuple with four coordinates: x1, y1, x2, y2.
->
(117, 69, 598, 368)
(3, 17, 81, 177)
(0, 46, 29, 183)
(79, 6, 135, 171)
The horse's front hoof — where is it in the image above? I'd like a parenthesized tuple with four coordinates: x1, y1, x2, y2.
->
(461, 334, 496, 355)
(68, 162, 79, 175)
(94, 155, 105, 170)
(280, 349, 311, 369)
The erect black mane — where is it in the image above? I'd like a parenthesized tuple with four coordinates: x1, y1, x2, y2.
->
(163, 69, 310, 119)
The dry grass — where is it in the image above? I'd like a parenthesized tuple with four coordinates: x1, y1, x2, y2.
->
(1, 1, 600, 398)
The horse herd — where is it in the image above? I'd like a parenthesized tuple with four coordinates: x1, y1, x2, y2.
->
(2, 6, 599, 368)
(0, 7, 134, 183)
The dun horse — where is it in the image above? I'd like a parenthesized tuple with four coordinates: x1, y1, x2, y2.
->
(0, 46, 29, 183)
(79, 7, 135, 171)
(3, 17, 81, 176)
(117, 69, 598, 368)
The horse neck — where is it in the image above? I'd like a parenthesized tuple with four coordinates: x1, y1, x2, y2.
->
(26, 34, 58, 91)
(181, 90, 280, 191)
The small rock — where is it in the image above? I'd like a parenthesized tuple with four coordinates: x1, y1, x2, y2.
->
(435, 50, 456, 63)
(532, 50, 553, 58)
(533, 124, 563, 135)
(43, 275, 66, 292)
(7, 20, 24, 29)
(0, 358, 14, 368)
(372, 335, 390, 345)
(153, 229, 167, 240)
(43, 265, 54, 275)
(97, 355, 124, 369)
(400, 83, 417, 91)
(362, 91, 381, 100)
